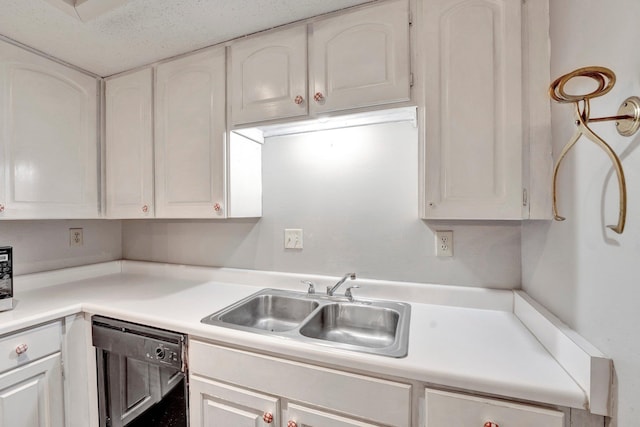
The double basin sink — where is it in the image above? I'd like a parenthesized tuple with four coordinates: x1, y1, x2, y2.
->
(201, 289, 410, 358)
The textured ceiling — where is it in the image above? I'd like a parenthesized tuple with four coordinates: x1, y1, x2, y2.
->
(0, 0, 375, 77)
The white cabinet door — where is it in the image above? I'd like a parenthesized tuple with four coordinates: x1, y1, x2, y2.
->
(286, 403, 384, 427)
(105, 68, 154, 218)
(230, 25, 307, 125)
(0, 353, 64, 427)
(155, 47, 226, 218)
(424, 388, 565, 427)
(190, 374, 279, 427)
(422, 0, 523, 219)
(310, 0, 410, 115)
(0, 40, 99, 219)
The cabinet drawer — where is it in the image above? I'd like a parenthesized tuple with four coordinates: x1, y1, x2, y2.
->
(0, 321, 62, 374)
(190, 340, 411, 427)
(424, 388, 565, 427)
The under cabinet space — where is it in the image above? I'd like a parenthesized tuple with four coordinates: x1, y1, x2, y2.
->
(0, 39, 99, 219)
(105, 67, 154, 218)
(189, 340, 412, 427)
(424, 388, 565, 427)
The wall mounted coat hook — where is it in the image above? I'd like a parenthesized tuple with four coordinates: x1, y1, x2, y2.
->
(549, 66, 640, 234)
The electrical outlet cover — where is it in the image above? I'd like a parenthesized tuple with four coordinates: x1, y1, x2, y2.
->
(69, 228, 84, 247)
(435, 230, 453, 257)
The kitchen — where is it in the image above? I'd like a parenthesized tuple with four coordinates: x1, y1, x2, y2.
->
(0, 0, 637, 426)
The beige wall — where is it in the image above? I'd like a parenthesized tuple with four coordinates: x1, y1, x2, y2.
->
(1, 220, 122, 275)
(123, 121, 522, 287)
(522, 1, 640, 424)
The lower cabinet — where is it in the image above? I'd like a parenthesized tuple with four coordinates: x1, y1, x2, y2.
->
(0, 322, 64, 427)
(424, 388, 565, 427)
(189, 340, 412, 427)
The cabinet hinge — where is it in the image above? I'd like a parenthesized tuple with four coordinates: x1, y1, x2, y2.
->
(61, 359, 65, 380)
(410, 73, 414, 87)
(409, 11, 413, 25)
(522, 188, 528, 207)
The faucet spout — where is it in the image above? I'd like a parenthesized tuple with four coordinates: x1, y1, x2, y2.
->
(327, 273, 356, 296)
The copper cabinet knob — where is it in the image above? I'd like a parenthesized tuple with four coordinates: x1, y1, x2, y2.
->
(262, 412, 273, 424)
(15, 344, 28, 355)
(213, 203, 222, 212)
(294, 95, 304, 105)
(484, 422, 499, 427)
(287, 421, 297, 427)
(313, 92, 324, 102)
(0, 204, 4, 212)
(142, 205, 149, 213)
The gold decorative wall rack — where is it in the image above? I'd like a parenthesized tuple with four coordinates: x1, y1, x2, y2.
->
(549, 66, 640, 234)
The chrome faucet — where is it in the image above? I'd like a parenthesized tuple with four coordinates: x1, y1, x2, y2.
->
(327, 273, 356, 296)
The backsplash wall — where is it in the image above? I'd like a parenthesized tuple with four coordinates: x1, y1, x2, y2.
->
(123, 121, 522, 288)
(1, 220, 122, 275)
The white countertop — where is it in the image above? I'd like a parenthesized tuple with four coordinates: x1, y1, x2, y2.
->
(2, 261, 591, 412)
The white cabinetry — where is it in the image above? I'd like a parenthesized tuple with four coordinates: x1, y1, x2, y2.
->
(424, 388, 565, 427)
(155, 47, 226, 218)
(0, 40, 99, 219)
(310, 0, 410, 115)
(229, 0, 410, 126)
(105, 67, 154, 218)
(230, 26, 308, 125)
(189, 340, 411, 427)
(0, 321, 64, 427)
(421, 0, 551, 219)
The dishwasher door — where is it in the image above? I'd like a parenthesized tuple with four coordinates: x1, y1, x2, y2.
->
(92, 316, 187, 427)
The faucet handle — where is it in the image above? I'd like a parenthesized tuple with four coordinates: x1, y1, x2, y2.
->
(345, 285, 360, 301)
(301, 280, 315, 294)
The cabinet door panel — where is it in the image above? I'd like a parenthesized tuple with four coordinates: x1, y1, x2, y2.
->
(310, 0, 410, 114)
(424, 388, 565, 427)
(230, 25, 307, 125)
(0, 353, 64, 427)
(190, 375, 278, 427)
(106, 68, 154, 218)
(155, 47, 226, 218)
(0, 40, 98, 219)
(423, 0, 523, 219)
(287, 403, 383, 427)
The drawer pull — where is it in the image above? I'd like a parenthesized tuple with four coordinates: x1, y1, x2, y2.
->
(213, 203, 222, 212)
(287, 421, 298, 427)
(15, 344, 28, 355)
(142, 204, 149, 213)
(262, 412, 273, 424)
(294, 95, 304, 105)
(313, 92, 325, 103)
(484, 422, 499, 427)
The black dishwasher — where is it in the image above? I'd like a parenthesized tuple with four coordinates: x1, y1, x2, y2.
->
(92, 316, 188, 427)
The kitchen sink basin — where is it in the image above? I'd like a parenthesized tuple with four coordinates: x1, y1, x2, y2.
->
(299, 303, 399, 348)
(201, 289, 410, 358)
(218, 294, 319, 332)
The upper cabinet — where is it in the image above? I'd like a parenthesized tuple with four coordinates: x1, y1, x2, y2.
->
(230, 26, 308, 125)
(229, 0, 411, 126)
(155, 47, 227, 218)
(420, 0, 551, 220)
(310, 0, 410, 115)
(0, 40, 99, 219)
(105, 67, 154, 218)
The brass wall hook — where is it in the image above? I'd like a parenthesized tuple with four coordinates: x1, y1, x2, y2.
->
(549, 66, 640, 234)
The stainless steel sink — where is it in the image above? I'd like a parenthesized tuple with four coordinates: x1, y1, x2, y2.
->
(218, 294, 319, 332)
(299, 303, 399, 348)
(201, 289, 410, 358)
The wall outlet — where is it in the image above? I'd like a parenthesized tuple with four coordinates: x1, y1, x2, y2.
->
(435, 230, 453, 257)
(284, 229, 303, 249)
(69, 228, 83, 247)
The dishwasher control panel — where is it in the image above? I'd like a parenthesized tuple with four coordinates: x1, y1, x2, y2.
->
(144, 340, 181, 368)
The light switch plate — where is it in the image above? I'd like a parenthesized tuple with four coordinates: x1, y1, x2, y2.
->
(435, 230, 453, 257)
(284, 229, 303, 249)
